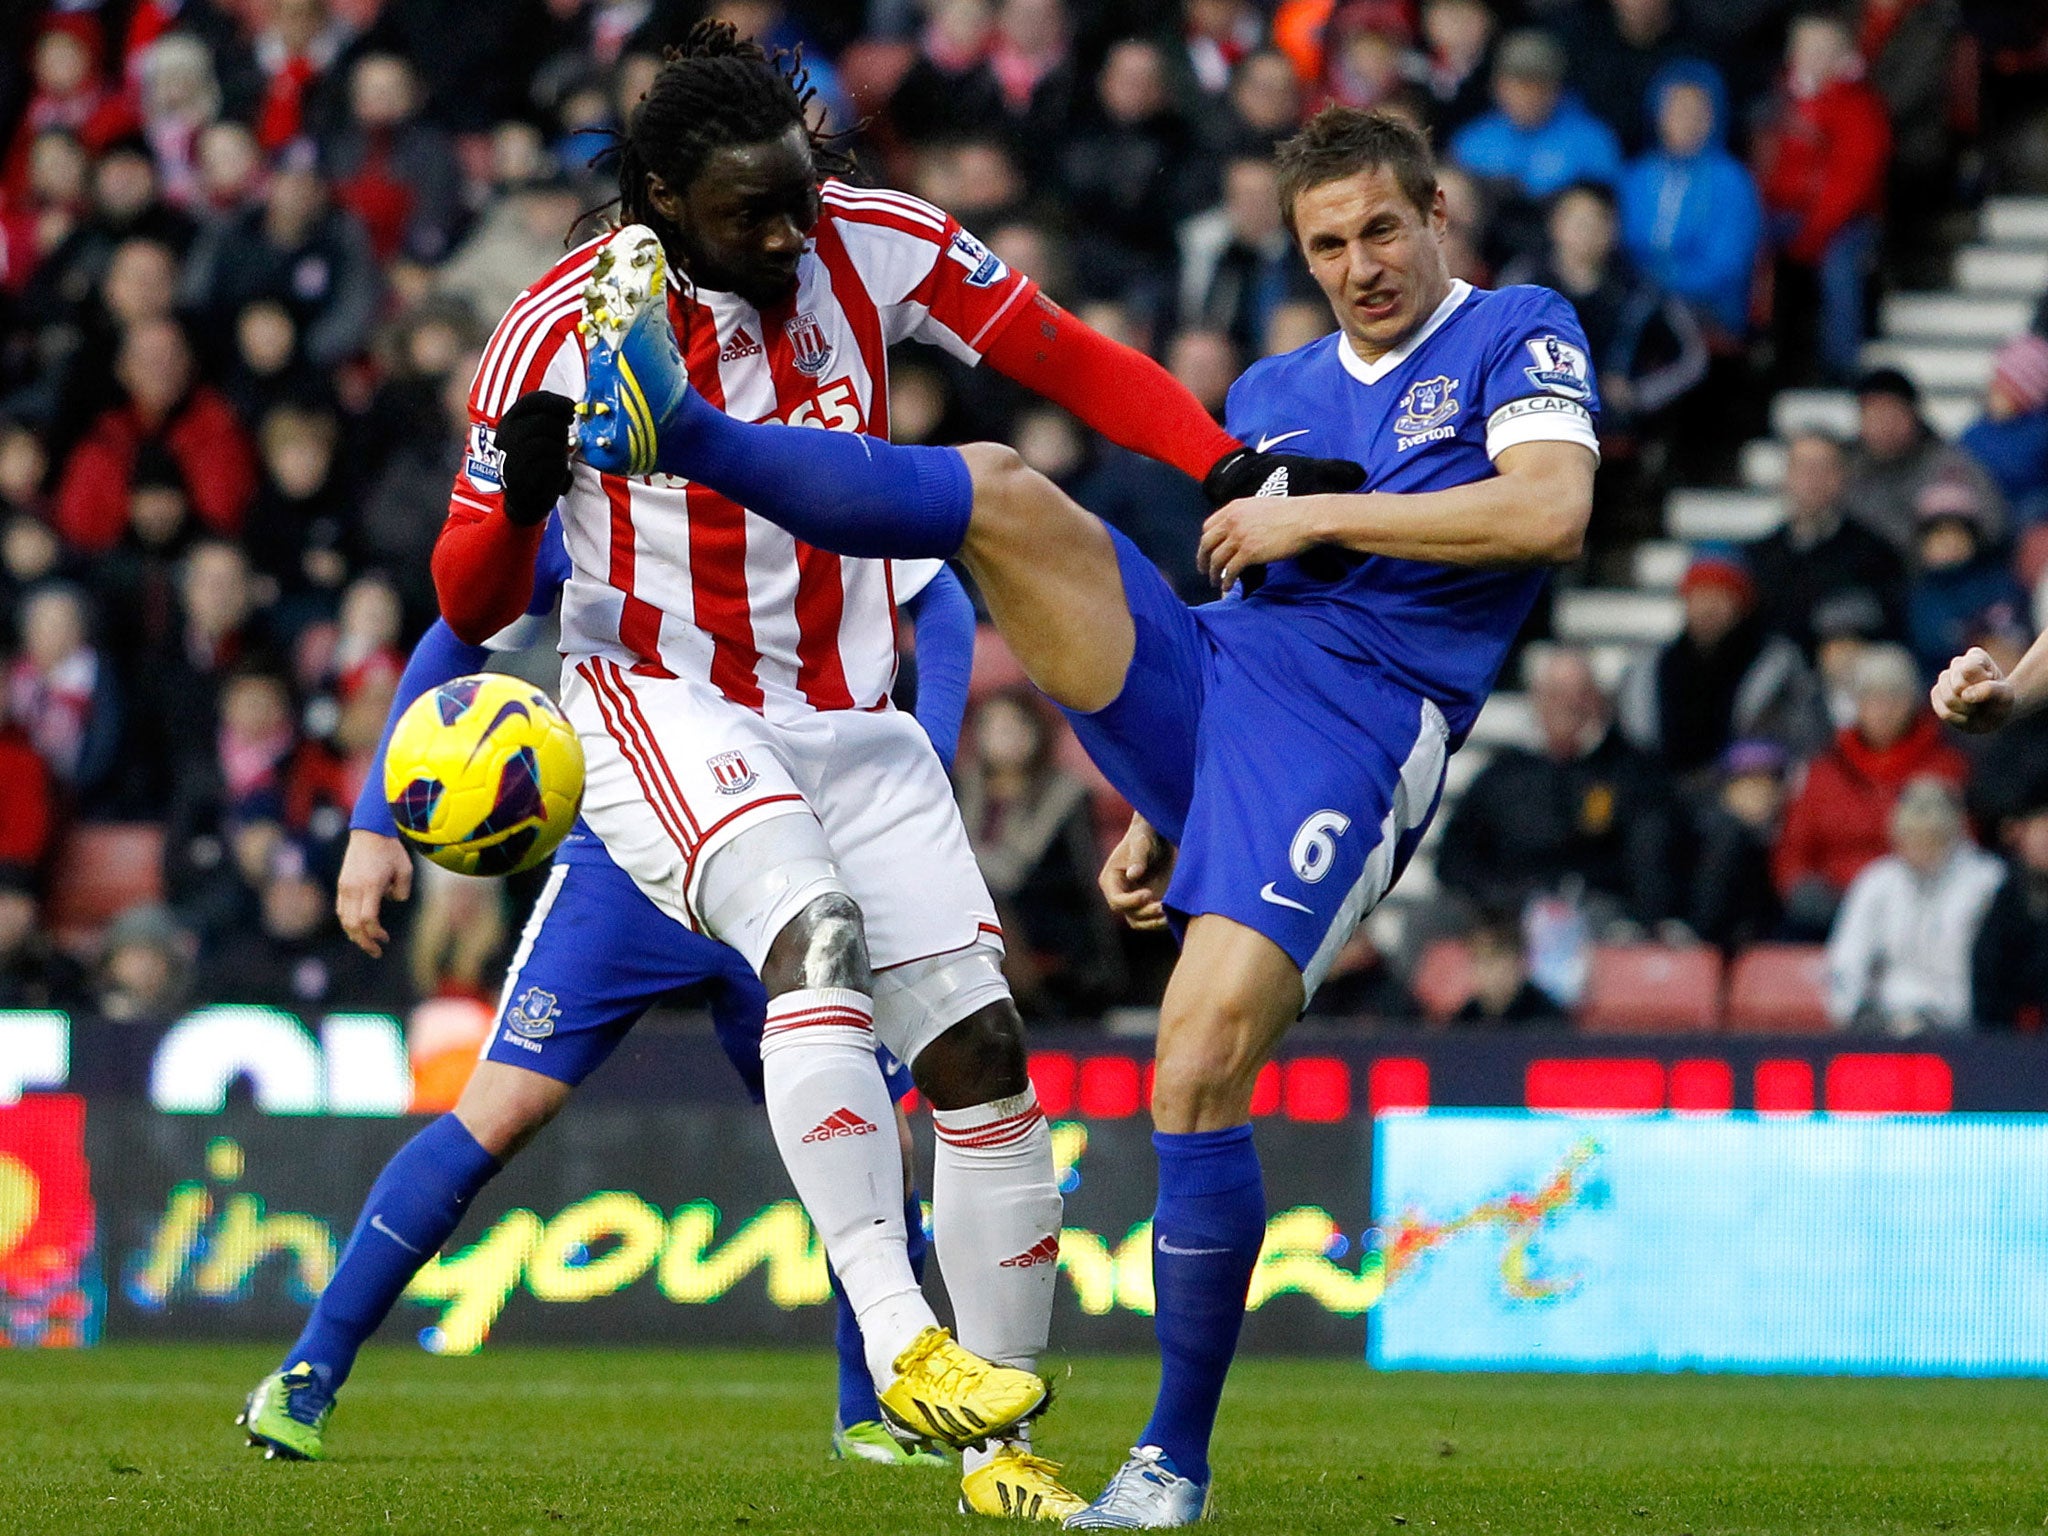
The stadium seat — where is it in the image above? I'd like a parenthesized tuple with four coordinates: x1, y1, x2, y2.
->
(1576, 945, 1724, 1034)
(1410, 938, 1475, 1022)
(45, 822, 166, 952)
(1725, 945, 1834, 1034)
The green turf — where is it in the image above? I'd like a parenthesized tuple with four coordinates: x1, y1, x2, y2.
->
(3, 1346, 2046, 1534)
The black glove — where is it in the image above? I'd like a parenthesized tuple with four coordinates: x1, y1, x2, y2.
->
(1202, 446, 1368, 588)
(1201, 446, 1366, 506)
(496, 390, 576, 527)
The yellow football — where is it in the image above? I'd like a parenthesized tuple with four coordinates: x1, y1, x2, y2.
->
(382, 673, 585, 877)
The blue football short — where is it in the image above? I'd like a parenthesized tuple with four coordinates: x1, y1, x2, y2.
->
(1063, 528, 1451, 996)
(482, 853, 915, 1102)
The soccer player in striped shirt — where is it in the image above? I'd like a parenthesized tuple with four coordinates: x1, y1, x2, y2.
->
(429, 22, 1355, 1519)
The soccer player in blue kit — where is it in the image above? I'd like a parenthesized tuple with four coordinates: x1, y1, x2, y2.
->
(573, 107, 1600, 1525)
(238, 513, 974, 1471)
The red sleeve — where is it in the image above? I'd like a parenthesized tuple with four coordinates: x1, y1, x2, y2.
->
(980, 293, 1240, 484)
(433, 501, 546, 645)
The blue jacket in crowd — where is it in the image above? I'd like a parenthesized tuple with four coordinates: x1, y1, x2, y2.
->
(1449, 94, 1624, 199)
(1617, 61, 1763, 336)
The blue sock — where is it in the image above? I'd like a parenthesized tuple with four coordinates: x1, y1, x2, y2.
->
(658, 385, 972, 559)
(831, 1190, 928, 1428)
(1140, 1126, 1265, 1485)
(283, 1114, 499, 1393)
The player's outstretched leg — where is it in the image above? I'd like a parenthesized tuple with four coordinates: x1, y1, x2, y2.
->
(1067, 919, 1298, 1530)
(238, 1070, 556, 1459)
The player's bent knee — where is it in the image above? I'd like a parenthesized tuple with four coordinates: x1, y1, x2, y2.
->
(761, 892, 871, 995)
(454, 1062, 573, 1160)
(1150, 1018, 1269, 1132)
(912, 1000, 1028, 1110)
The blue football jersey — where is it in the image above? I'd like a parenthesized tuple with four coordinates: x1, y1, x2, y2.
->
(1218, 281, 1601, 741)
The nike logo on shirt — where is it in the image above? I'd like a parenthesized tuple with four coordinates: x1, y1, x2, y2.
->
(1255, 429, 1309, 452)
(1259, 882, 1313, 913)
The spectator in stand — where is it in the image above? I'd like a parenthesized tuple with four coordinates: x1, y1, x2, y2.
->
(93, 902, 194, 1022)
(247, 0, 350, 153)
(1859, 0, 1962, 272)
(1971, 778, 2048, 1029)
(1748, 430, 1906, 654)
(1827, 776, 2001, 1032)
(191, 122, 266, 228)
(1438, 644, 1682, 932)
(1413, 0, 1495, 141)
(1559, 0, 1703, 154)
(183, 163, 379, 372)
(1201, 48, 1303, 162)
(220, 300, 330, 424)
(0, 513, 67, 645)
(1058, 37, 1198, 306)
(1317, 3, 1415, 114)
(408, 859, 508, 1002)
(4, 19, 118, 191)
(1960, 333, 2048, 524)
(356, 350, 472, 627)
(137, 538, 270, 788)
(163, 660, 297, 943)
(246, 404, 354, 631)
(1167, 326, 1239, 422)
(1688, 738, 1790, 950)
(0, 688, 53, 869)
(0, 866, 83, 1009)
(137, 34, 224, 212)
(1755, 12, 1891, 383)
(1617, 60, 1764, 339)
(54, 318, 257, 553)
(432, 175, 585, 327)
(8, 581, 123, 812)
(1171, 0, 1265, 101)
(1775, 642, 1969, 935)
(956, 686, 1124, 1017)
(90, 444, 195, 672)
(1435, 163, 1492, 284)
(1618, 551, 1826, 778)
(1905, 477, 2030, 680)
(1842, 367, 2007, 556)
(1177, 155, 1313, 363)
(1501, 181, 1706, 436)
(319, 53, 464, 265)
(1449, 30, 1623, 202)
(1450, 912, 1567, 1026)
(892, 0, 1076, 160)
(1301, 926, 1419, 1022)
(199, 835, 393, 1009)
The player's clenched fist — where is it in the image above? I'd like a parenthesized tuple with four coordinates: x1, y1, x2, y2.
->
(1199, 495, 1331, 590)
(1930, 646, 2015, 734)
(496, 389, 577, 526)
(336, 829, 414, 958)
(1100, 814, 1175, 930)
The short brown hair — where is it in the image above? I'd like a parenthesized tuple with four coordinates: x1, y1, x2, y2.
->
(1275, 106, 1437, 233)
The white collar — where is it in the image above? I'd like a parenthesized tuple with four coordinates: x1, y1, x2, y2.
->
(1335, 279, 1472, 387)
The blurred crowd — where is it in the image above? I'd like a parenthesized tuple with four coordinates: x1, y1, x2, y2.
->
(0, 0, 2044, 1033)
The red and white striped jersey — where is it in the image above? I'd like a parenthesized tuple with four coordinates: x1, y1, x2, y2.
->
(452, 180, 1035, 720)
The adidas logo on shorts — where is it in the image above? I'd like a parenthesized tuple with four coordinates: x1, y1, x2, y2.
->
(803, 1108, 878, 1143)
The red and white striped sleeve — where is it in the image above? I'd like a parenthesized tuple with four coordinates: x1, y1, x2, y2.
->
(433, 242, 597, 642)
(818, 180, 1036, 365)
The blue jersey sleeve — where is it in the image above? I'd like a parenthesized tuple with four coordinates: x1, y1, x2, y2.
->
(350, 515, 570, 837)
(903, 564, 974, 772)
(1474, 286, 1603, 463)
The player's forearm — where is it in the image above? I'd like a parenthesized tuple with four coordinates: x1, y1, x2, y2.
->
(433, 508, 546, 644)
(1306, 461, 1590, 567)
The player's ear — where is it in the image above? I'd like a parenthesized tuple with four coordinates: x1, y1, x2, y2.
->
(645, 173, 684, 226)
(1427, 185, 1449, 237)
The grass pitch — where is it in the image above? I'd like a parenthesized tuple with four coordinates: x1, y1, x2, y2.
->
(4, 1346, 2045, 1535)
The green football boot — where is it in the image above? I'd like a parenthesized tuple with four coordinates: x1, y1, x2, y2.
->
(237, 1362, 333, 1461)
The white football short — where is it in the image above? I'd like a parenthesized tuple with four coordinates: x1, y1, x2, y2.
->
(561, 655, 1003, 973)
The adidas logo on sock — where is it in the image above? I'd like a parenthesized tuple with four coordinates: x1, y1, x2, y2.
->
(803, 1108, 877, 1143)
(721, 327, 763, 361)
(999, 1234, 1060, 1269)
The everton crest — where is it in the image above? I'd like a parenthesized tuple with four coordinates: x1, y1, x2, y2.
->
(1394, 375, 1460, 435)
(786, 311, 833, 377)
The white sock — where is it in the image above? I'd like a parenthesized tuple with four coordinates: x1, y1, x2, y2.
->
(932, 1087, 1061, 1366)
(760, 987, 933, 1384)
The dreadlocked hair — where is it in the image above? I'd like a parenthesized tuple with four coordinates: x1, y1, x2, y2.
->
(610, 19, 855, 234)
